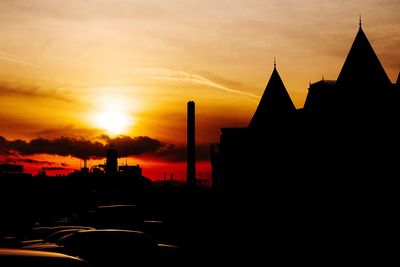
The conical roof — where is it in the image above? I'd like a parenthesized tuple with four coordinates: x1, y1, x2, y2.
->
(336, 26, 392, 90)
(249, 67, 295, 128)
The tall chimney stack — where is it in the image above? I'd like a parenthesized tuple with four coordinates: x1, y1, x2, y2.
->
(187, 101, 196, 187)
(106, 148, 118, 175)
(81, 157, 89, 174)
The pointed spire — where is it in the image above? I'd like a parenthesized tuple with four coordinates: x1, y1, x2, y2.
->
(359, 13, 362, 28)
(336, 23, 392, 90)
(274, 57, 276, 69)
(249, 67, 296, 128)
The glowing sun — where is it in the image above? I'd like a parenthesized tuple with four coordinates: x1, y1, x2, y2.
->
(90, 91, 139, 136)
(95, 110, 131, 135)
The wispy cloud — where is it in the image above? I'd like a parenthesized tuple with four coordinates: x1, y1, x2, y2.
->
(0, 83, 72, 102)
(3, 157, 56, 165)
(146, 143, 210, 162)
(0, 55, 46, 69)
(34, 125, 100, 139)
(133, 67, 259, 99)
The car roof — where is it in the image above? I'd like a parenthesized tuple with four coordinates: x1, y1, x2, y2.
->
(0, 248, 89, 267)
(97, 204, 136, 209)
(0, 248, 78, 259)
(57, 229, 154, 247)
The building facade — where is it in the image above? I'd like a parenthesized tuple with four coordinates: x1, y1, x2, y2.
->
(211, 23, 400, 221)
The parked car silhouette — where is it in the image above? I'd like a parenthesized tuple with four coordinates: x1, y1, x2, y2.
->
(57, 229, 157, 267)
(90, 205, 144, 230)
(0, 248, 89, 267)
(45, 229, 94, 244)
(21, 226, 94, 246)
(23, 229, 180, 267)
(22, 227, 51, 241)
(0, 236, 19, 248)
(142, 220, 174, 244)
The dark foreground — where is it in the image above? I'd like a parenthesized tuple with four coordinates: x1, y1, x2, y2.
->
(1, 176, 399, 266)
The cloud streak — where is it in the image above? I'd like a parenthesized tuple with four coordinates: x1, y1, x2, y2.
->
(134, 67, 259, 99)
(0, 83, 72, 102)
(34, 125, 100, 139)
(0, 55, 46, 69)
(3, 158, 56, 165)
(148, 143, 210, 162)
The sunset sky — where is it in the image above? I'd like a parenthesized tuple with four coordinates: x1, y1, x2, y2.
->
(0, 0, 399, 180)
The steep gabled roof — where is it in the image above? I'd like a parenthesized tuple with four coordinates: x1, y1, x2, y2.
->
(249, 67, 295, 128)
(336, 25, 392, 90)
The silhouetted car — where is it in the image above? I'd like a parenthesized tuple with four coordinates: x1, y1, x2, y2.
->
(22, 242, 62, 252)
(0, 236, 19, 248)
(91, 205, 144, 230)
(142, 220, 174, 244)
(57, 229, 157, 267)
(38, 226, 95, 238)
(23, 227, 51, 241)
(0, 248, 89, 267)
(45, 229, 93, 244)
(21, 226, 95, 246)
(23, 229, 180, 267)
(90, 206, 174, 244)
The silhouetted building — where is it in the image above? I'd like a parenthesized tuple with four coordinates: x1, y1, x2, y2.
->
(212, 20, 400, 220)
(119, 165, 142, 177)
(187, 101, 196, 187)
(249, 63, 296, 129)
(303, 79, 336, 112)
(303, 23, 394, 114)
(210, 143, 220, 190)
(0, 164, 23, 174)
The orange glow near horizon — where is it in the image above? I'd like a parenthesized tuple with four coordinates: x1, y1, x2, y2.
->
(16, 154, 210, 184)
(0, 1, 399, 180)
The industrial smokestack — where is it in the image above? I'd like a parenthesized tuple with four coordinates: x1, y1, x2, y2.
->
(106, 148, 118, 175)
(81, 157, 89, 174)
(187, 101, 196, 187)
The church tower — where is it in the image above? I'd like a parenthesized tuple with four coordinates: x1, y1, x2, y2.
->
(249, 61, 296, 129)
(335, 18, 393, 110)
